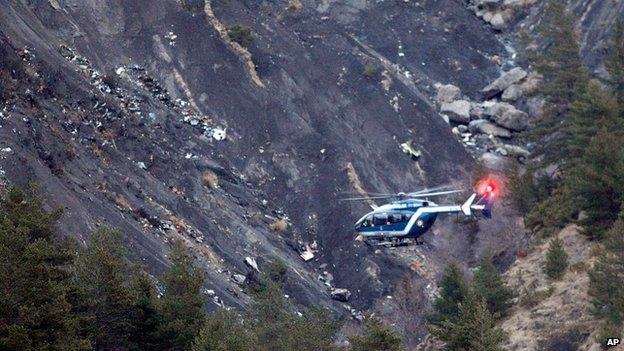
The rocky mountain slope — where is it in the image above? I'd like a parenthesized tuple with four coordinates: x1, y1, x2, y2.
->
(1, 0, 622, 348)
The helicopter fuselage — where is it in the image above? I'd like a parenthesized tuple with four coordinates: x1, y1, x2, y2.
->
(354, 199, 440, 239)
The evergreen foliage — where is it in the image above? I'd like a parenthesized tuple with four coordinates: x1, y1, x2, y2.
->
(543, 237, 568, 280)
(431, 291, 507, 351)
(429, 263, 467, 326)
(531, 0, 589, 165)
(192, 311, 256, 351)
(158, 240, 206, 350)
(0, 186, 89, 351)
(349, 316, 404, 351)
(605, 20, 624, 105)
(73, 228, 137, 350)
(472, 254, 514, 318)
(588, 219, 624, 325)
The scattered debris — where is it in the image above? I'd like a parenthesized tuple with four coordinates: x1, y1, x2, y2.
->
(400, 140, 421, 161)
(330, 288, 351, 302)
(164, 31, 178, 46)
(245, 257, 259, 272)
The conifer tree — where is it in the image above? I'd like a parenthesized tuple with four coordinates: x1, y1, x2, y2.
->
(428, 262, 467, 326)
(349, 316, 404, 351)
(588, 219, 624, 325)
(158, 240, 206, 350)
(0, 187, 89, 350)
(567, 130, 624, 239)
(192, 310, 256, 351)
(128, 268, 165, 351)
(532, 0, 589, 165)
(73, 228, 136, 350)
(432, 291, 507, 351)
(605, 20, 624, 106)
(472, 254, 514, 318)
(543, 237, 568, 280)
(566, 80, 619, 162)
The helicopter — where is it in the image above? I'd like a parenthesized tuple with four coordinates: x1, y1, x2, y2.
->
(343, 180, 497, 247)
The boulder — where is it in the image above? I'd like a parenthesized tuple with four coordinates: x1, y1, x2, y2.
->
(502, 84, 523, 102)
(490, 13, 506, 30)
(457, 124, 469, 133)
(482, 67, 528, 98)
(440, 100, 471, 123)
(470, 102, 485, 120)
(469, 119, 512, 138)
(330, 288, 351, 302)
(520, 71, 542, 95)
(483, 101, 515, 119)
(436, 84, 461, 103)
(496, 108, 528, 131)
(501, 144, 530, 158)
(480, 152, 508, 171)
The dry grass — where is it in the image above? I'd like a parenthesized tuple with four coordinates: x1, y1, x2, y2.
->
(202, 171, 219, 189)
(287, 0, 303, 12)
(270, 218, 288, 232)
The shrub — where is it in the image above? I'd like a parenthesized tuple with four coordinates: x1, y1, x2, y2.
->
(543, 237, 568, 280)
(363, 62, 379, 78)
(227, 24, 254, 46)
(270, 218, 288, 231)
(201, 171, 219, 189)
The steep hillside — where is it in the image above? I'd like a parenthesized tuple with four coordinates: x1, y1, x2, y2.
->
(501, 225, 602, 350)
(0, 0, 519, 329)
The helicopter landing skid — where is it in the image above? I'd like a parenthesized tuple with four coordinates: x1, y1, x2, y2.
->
(365, 237, 423, 248)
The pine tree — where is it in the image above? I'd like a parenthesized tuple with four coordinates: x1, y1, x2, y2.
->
(588, 219, 624, 325)
(0, 187, 89, 351)
(472, 254, 514, 318)
(192, 310, 256, 351)
(158, 240, 206, 350)
(283, 307, 338, 351)
(73, 228, 137, 350)
(531, 0, 589, 165)
(349, 316, 404, 351)
(566, 80, 620, 162)
(428, 263, 467, 326)
(605, 20, 624, 106)
(567, 130, 624, 240)
(128, 267, 165, 351)
(543, 237, 568, 280)
(432, 291, 507, 351)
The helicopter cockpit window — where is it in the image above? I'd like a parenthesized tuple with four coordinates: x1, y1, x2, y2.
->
(388, 214, 403, 224)
(373, 213, 388, 226)
(361, 215, 373, 227)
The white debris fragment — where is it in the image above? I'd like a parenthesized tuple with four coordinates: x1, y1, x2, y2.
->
(115, 66, 126, 75)
(245, 257, 259, 272)
(212, 128, 227, 141)
(0, 147, 12, 153)
(137, 161, 147, 170)
(300, 250, 314, 262)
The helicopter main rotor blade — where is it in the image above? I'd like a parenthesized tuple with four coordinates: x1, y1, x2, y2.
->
(406, 189, 464, 198)
(340, 195, 396, 201)
(409, 184, 457, 195)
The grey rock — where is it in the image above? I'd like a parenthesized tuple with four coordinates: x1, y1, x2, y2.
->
(502, 84, 523, 102)
(436, 84, 461, 103)
(482, 67, 528, 98)
(502, 144, 530, 158)
(483, 101, 515, 119)
(440, 100, 471, 123)
(480, 152, 509, 171)
(497, 109, 528, 131)
(457, 124, 469, 133)
(468, 119, 512, 138)
(490, 13, 506, 30)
